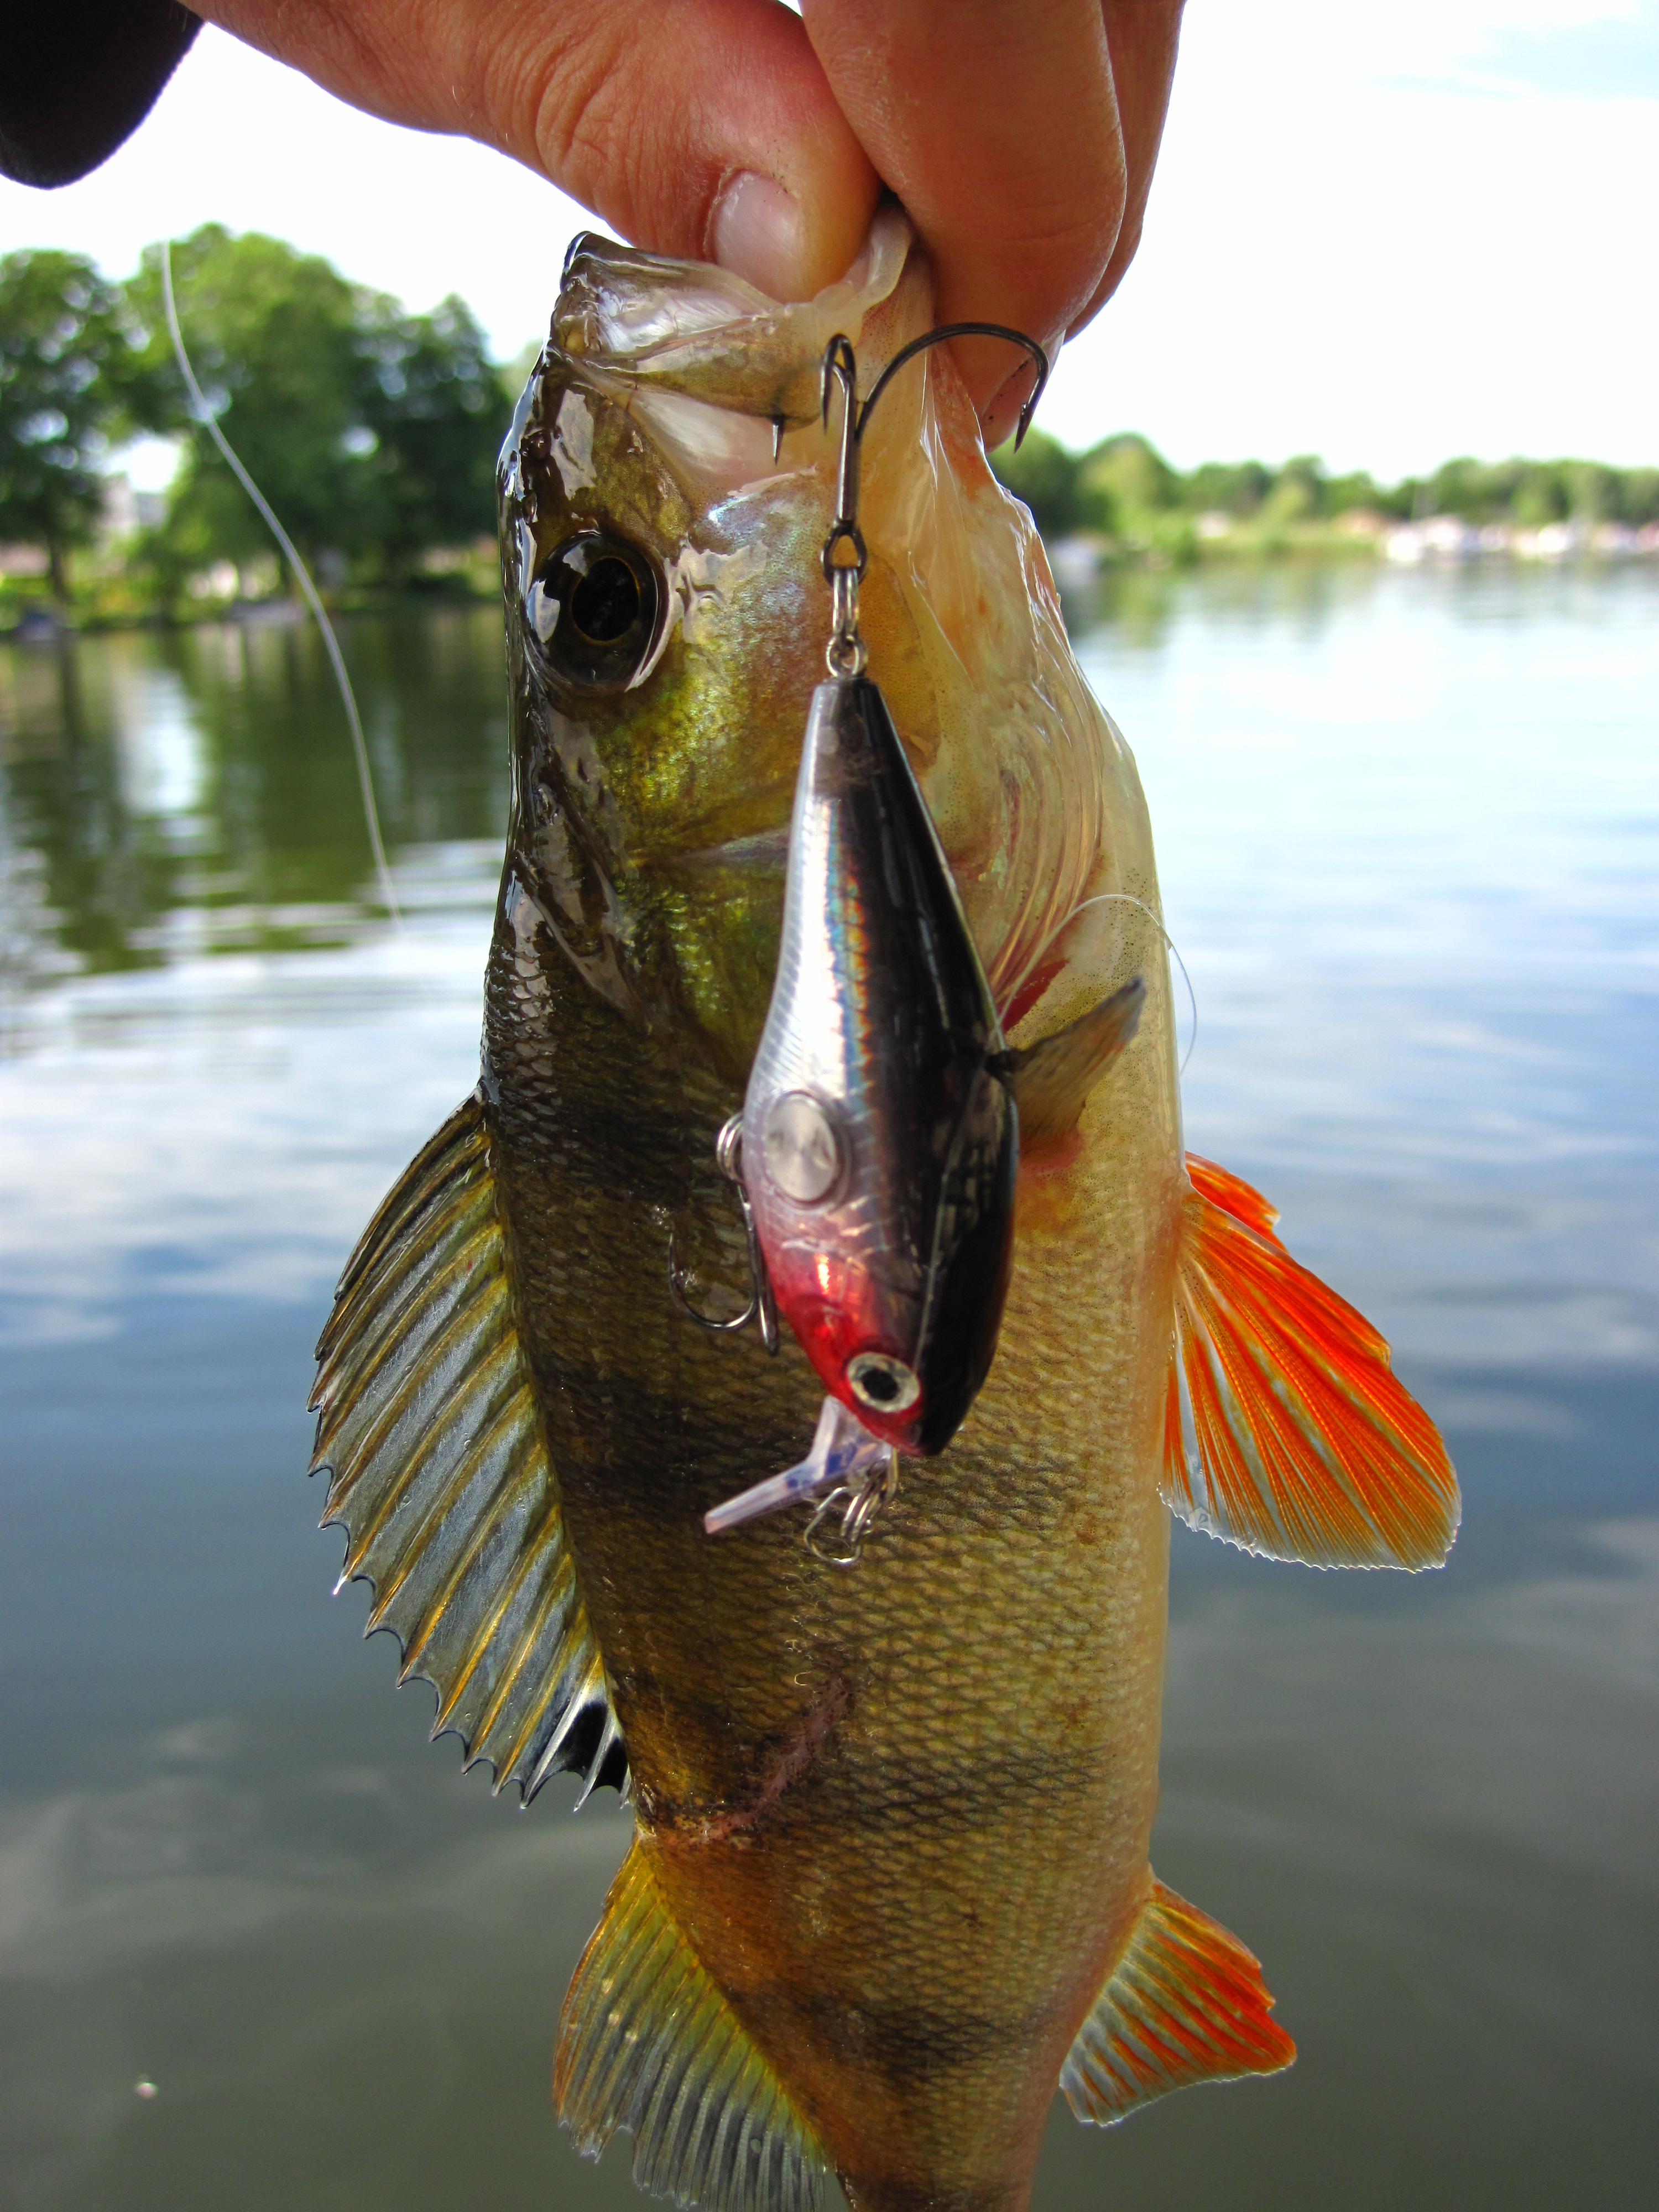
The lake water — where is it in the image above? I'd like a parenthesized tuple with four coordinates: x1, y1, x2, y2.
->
(2, 566, 1655, 2210)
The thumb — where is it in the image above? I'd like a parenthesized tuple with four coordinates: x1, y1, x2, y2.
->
(193, 0, 881, 300)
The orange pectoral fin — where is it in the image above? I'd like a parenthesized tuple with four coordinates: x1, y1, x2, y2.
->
(1164, 1154, 1460, 1571)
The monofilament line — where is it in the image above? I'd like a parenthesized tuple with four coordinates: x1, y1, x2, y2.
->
(161, 241, 401, 928)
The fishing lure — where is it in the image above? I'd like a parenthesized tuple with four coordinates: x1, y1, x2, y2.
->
(685, 329, 1146, 1549)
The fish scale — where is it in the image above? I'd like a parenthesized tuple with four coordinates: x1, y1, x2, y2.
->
(311, 210, 1455, 2212)
(479, 827, 1178, 2205)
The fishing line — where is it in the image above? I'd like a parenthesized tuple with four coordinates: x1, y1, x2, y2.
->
(1029, 892, 1199, 1076)
(1091, 893, 1198, 1074)
(161, 241, 401, 928)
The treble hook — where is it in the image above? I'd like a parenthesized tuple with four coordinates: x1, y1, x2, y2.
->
(853, 320, 1050, 450)
(803, 1449, 901, 1568)
(817, 321, 1050, 677)
(667, 1114, 780, 1353)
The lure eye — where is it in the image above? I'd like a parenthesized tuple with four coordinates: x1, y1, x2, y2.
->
(761, 1091, 844, 1206)
(846, 1352, 921, 1416)
(526, 531, 660, 690)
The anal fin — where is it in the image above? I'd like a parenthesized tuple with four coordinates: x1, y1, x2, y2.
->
(1165, 1152, 1460, 1570)
(557, 1841, 829, 2212)
(994, 974, 1145, 1149)
(1061, 1877, 1294, 2125)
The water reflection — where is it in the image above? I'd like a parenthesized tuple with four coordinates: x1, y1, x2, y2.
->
(0, 608, 508, 989)
(1, 568, 1655, 2210)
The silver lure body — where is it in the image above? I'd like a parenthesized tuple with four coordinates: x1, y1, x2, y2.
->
(739, 674, 1016, 1458)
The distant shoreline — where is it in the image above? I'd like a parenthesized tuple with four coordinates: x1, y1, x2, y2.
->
(6, 436, 1659, 641)
(1040, 510, 1659, 589)
(7, 523, 1659, 643)
(991, 429, 1659, 580)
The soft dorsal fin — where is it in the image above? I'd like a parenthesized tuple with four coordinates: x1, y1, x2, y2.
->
(557, 1841, 830, 2212)
(309, 1091, 624, 1803)
(1165, 1153, 1460, 1570)
(1061, 1876, 1294, 2126)
(994, 975, 1145, 1149)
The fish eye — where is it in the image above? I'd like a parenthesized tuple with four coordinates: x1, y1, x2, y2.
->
(847, 1352, 921, 1415)
(525, 531, 660, 690)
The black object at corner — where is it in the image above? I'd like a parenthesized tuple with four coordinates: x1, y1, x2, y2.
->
(2, 0, 200, 190)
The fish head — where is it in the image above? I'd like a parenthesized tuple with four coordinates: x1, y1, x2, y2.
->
(497, 226, 915, 1081)
(498, 214, 1136, 1091)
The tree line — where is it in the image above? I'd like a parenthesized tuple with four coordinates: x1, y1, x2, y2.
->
(0, 228, 509, 607)
(4, 227, 1655, 610)
(994, 430, 1659, 552)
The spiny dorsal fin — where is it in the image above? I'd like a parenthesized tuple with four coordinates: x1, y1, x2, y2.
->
(557, 1841, 830, 2212)
(993, 975, 1145, 1149)
(309, 1091, 625, 1803)
(1061, 1876, 1294, 2126)
(1164, 1152, 1460, 1570)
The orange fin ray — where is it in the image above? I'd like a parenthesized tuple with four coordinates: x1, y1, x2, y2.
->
(1061, 1876, 1294, 2125)
(1165, 1153, 1460, 1571)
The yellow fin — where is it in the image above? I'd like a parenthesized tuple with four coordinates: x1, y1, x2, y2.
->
(557, 1841, 830, 2212)
(310, 1092, 624, 1802)
(1061, 1877, 1295, 2126)
(1164, 1153, 1461, 1570)
(995, 975, 1144, 1149)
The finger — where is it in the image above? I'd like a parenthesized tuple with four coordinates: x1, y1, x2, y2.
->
(1064, 1, 1185, 343)
(801, 0, 1183, 444)
(799, 0, 1124, 425)
(191, 0, 881, 300)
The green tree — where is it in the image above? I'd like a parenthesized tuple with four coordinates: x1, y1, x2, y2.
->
(0, 249, 133, 603)
(1616, 468, 1659, 527)
(1562, 461, 1619, 524)
(1183, 458, 1273, 516)
(1428, 458, 1522, 522)
(126, 227, 375, 578)
(359, 294, 507, 581)
(123, 227, 508, 594)
(1076, 434, 1178, 536)
(1260, 454, 1327, 525)
(1322, 467, 1384, 516)
(990, 427, 1081, 538)
(1511, 463, 1568, 529)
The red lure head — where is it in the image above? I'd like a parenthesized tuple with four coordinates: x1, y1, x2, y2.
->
(761, 1224, 928, 1451)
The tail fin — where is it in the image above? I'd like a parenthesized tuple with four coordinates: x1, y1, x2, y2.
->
(1164, 1154, 1459, 1570)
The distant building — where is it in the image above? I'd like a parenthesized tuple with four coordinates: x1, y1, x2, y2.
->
(1385, 517, 1480, 562)
(97, 474, 168, 550)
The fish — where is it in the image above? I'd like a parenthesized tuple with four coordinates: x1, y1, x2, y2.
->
(308, 207, 1460, 2212)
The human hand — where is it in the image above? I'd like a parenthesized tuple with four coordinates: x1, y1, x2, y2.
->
(190, 0, 1183, 445)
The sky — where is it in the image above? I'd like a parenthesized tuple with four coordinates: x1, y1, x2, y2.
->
(1, 0, 1654, 482)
